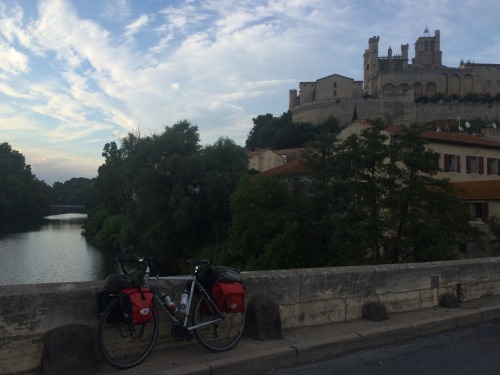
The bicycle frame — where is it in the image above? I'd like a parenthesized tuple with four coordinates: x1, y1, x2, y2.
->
(99, 255, 245, 370)
(141, 261, 225, 332)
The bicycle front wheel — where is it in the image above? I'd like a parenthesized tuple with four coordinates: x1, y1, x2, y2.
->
(192, 295, 245, 352)
(98, 298, 159, 369)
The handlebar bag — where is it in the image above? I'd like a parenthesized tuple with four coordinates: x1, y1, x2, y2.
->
(212, 281, 245, 313)
(119, 288, 154, 325)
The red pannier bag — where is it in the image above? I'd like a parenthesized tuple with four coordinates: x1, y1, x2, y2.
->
(211, 281, 245, 313)
(119, 287, 154, 325)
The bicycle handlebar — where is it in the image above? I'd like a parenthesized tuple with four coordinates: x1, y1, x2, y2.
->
(115, 253, 157, 275)
(116, 252, 211, 277)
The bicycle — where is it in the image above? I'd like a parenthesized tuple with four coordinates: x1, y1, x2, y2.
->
(97, 255, 246, 369)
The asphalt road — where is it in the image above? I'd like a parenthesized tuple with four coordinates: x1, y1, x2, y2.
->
(266, 321, 500, 375)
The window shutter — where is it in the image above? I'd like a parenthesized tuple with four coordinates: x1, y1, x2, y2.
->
(466, 156, 471, 174)
(457, 156, 461, 173)
(481, 202, 489, 222)
(479, 157, 484, 175)
(487, 158, 493, 175)
(444, 154, 450, 172)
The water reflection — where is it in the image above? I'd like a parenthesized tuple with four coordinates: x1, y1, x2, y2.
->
(0, 213, 116, 285)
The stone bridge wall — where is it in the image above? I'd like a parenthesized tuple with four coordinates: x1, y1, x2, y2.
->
(1, 257, 500, 374)
(292, 98, 500, 126)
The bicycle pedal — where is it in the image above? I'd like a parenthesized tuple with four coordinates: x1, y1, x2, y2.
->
(186, 333, 194, 341)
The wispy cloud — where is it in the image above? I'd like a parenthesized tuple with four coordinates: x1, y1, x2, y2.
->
(0, 0, 499, 184)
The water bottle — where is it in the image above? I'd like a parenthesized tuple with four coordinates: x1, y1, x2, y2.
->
(163, 294, 177, 313)
(180, 290, 189, 313)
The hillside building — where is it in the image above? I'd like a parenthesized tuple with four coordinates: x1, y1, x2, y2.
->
(290, 28, 500, 127)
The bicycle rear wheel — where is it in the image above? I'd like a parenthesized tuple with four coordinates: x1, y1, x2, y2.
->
(98, 298, 159, 369)
(192, 295, 245, 352)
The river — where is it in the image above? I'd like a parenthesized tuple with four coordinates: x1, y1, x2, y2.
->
(0, 213, 117, 285)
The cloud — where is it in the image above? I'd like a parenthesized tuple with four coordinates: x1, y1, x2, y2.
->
(0, 0, 499, 185)
(0, 39, 30, 76)
(124, 14, 150, 40)
(99, 0, 132, 23)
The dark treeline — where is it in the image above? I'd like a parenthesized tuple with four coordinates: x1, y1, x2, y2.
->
(82, 115, 480, 273)
(246, 111, 339, 151)
(82, 121, 248, 274)
(52, 177, 94, 206)
(0, 142, 52, 231)
(217, 122, 480, 270)
(0, 142, 93, 232)
(2, 113, 483, 273)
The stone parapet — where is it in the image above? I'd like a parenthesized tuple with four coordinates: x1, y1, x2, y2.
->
(1, 257, 500, 374)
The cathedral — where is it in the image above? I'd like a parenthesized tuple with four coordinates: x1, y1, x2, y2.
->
(289, 29, 500, 127)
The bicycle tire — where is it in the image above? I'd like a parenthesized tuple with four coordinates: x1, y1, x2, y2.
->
(192, 295, 245, 352)
(98, 297, 159, 369)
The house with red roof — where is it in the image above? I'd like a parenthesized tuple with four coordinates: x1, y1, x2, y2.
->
(338, 121, 500, 224)
(248, 149, 286, 172)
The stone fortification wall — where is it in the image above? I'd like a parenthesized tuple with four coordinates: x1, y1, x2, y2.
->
(1, 257, 500, 373)
(292, 99, 500, 126)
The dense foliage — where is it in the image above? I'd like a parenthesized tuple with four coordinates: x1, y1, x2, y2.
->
(0, 142, 52, 231)
(219, 125, 481, 270)
(415, 92, 500, 104)
(245, 111, 339, 151)
(83, 121, 248, 274)
(52, 177, 93, 205)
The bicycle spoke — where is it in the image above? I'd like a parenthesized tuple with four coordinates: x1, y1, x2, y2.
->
(98, 299, 159, 369)
(192, 296, 245, 352)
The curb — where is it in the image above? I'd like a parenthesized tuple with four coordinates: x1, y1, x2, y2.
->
(157, 304, 500, 375)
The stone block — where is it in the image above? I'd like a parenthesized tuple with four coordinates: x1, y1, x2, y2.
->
(439, 293, 459, 308)
(452, 310, 483, 328)
(420, 288, 439, 309)
(298, 266, 376, 300)
(244, 293, 283, 340)
(291, 333, 362, 365)
(379, 291, 422, 313)
(345, 295, 380, 321)
(479, 305, 500, 322)
(438, 259, 492, 285)
(242, 270, 301, 305)
(0, 336, 42, 374)
(359, 323, 415, 349)
(465, 281, 498, 300)
(412, 315, 457, 337)
(280, 299, 345, 329)
(489, 257, 500, 279)
(374, 263, 437, 294)
(362, 301, 388, 321)
(42, 324, 98, 375)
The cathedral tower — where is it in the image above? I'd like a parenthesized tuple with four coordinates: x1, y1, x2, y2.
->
(363, 36, 380, 95)
(412, 28, 442, 67)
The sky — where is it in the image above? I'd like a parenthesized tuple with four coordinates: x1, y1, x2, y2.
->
(1, 0, 499, 185)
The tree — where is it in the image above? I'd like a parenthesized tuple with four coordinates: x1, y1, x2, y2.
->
(225, 119, 477, 269)
(224, 175, 318, 270)
(52, 177, 93, 205)
(198, 137, 249, 245)
(83, 121, 248, 274)
(0, 142, 51, 230)
(382, 126, 480, 262)
(305, 124, 481, 264)
(245, 111, 337, 151)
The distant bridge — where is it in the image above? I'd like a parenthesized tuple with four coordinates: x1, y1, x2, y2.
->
(49, 205, 87, 214)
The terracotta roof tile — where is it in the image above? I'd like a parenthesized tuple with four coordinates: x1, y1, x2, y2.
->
(385, 125, 500, 149)
(254, 159, 313, 178)
(452, 180, 500, 200)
